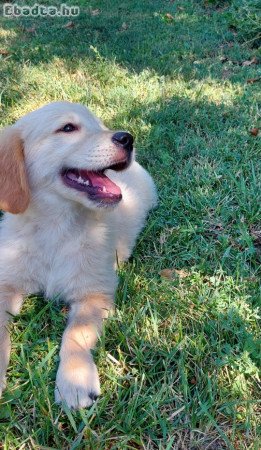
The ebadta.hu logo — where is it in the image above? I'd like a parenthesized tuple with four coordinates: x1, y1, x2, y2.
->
(3, 3, 80, 17)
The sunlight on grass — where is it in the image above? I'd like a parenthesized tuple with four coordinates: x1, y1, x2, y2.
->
(0, 27, 17, 39)
(2, 55, 244, 126)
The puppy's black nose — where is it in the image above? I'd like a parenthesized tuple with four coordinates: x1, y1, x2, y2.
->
(112, 131, 134, 152)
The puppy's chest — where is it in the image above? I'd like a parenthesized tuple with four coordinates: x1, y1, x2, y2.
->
(27, 221, 116, 297)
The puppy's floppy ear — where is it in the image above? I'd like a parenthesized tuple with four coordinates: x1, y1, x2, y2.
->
(0, 126, 30, 214)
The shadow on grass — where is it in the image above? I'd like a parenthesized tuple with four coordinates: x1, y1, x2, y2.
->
(0, 1, 235, 73)
(0, 0, 258, 108)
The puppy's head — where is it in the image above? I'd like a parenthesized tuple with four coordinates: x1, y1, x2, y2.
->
(0, 101, 134, 213)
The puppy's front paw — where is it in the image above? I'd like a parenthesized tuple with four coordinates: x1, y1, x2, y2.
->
(55, 356, 100, 409)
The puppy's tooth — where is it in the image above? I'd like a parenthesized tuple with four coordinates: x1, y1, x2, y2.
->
(102, 186, 106, 193)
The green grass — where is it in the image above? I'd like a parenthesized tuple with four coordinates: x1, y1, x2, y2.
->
(0, 0, 260, 448)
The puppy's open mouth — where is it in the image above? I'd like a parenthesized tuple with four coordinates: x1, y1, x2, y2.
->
(61, 160, 129, 204)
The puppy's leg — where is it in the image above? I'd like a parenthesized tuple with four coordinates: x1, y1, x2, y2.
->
(55, 293, 113, 409)
(0, 287, 23, 397)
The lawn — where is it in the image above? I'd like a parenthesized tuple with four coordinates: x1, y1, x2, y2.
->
(0, 0, 260, 448)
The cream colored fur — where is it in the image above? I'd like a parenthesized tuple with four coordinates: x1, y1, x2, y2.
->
(0, 101, 157, 408)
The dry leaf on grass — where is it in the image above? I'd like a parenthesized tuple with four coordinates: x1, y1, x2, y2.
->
(174, 269, 189, 278)
(245, 276, 259, 283)
(165, 13, 174, 21)
(119, 22, 128, 31)
(159, 269, 175, 279)
(91, 8, 101, 16)
(250, 128, 259, 136)
(242, 57, 258, 66)
(63, 21, 75, 29)
(0, 49, 10, 56)
(247, 77, 261, 84)
(25, 27, 36, 33)
(159, 268, 189, 280)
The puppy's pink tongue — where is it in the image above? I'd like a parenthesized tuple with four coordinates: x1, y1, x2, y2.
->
(79, 170, 121, 195)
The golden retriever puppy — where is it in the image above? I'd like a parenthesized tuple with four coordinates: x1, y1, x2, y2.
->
(0, 101, 157, 409)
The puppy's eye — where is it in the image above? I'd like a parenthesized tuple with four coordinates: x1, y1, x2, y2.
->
(58, 123, 78, 133)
